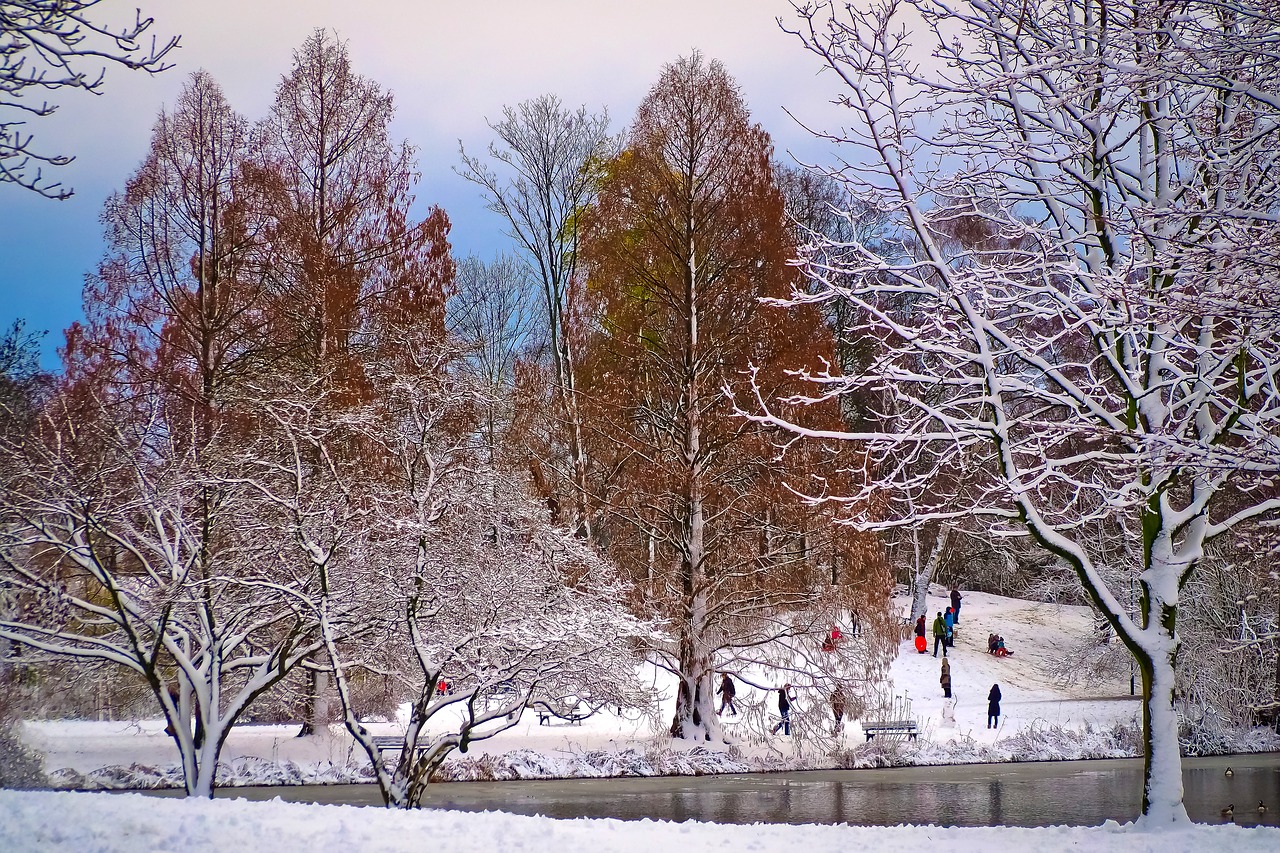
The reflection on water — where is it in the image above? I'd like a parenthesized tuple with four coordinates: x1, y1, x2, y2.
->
(414, 755, 1280, 827)
(146, 755, 1280, 828)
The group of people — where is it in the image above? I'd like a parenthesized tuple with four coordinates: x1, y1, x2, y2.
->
(923, 586, 1006, 728)
(718, 674, 800, 736)
(711, 588, 1013, 737)
(914, 587, 964, 658)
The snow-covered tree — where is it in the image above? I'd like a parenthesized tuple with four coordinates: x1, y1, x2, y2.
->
(0, 393, 324, 797)
(756, 0, 1280, 825)
(0, 1, 178, 198)
(247, 359, 658, 808)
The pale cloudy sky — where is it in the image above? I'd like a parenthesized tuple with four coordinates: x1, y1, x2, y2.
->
(1, 0, 856, 366)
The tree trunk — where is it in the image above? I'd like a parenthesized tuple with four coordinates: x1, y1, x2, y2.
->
(1133, 631, 1190, 826)
(669, 589, 722, 743)
(297, 667, 329, 737)
(909, 525, 949, 622)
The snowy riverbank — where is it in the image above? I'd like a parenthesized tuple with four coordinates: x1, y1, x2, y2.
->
(2, 788, 1279, 853)
(14, 588, 1280, 790)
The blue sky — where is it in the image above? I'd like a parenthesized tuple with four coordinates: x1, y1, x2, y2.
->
(0, 0, 852, 369)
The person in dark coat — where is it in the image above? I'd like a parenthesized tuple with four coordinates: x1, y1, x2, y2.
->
(716, 673, 737, 716)
(950, 586, 963, 623)
(940, 657, 952, 699)
(987, 683, 1002, 728)
(932, 611, 947, 657)
(770, 684, 795, 735)
(914, 614, 927, 653)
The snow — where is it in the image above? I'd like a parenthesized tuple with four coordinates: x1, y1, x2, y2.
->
(20, 587, 1150, 789)
(2, 788, 1277, 853)
(4, 587, 1277, 849)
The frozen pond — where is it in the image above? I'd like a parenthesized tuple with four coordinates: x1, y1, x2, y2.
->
(136, 754, 1280, 827)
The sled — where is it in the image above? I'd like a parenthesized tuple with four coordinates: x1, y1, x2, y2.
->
(914, 635, 927, 653)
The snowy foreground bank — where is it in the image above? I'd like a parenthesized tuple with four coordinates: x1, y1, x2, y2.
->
(2, 789, 1278, 853)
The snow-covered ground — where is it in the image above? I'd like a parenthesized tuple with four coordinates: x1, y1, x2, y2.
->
(2, 788, 1278, 853)
(4, 588, 1278, 850)
(19, 588, 1147, 788)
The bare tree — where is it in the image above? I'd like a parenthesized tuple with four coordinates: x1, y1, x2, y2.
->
(458, 95, 616, 538)
(757, 0, 1280, 824)
(448, 254, 545, 464)
(0, 1, 178, 198)
(0, 393, 324, 797)
(246, 355, 657, 809)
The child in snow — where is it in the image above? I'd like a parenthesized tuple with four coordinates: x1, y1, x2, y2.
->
(940, 657, 952, 699)
(988, 634, 1013, 656)
(944, 607, 956, 647)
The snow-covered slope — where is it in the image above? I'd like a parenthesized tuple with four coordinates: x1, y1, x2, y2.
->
(892, 587, 1137, 742)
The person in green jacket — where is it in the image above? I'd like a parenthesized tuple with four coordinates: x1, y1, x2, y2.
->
(932, 611, 947, 657)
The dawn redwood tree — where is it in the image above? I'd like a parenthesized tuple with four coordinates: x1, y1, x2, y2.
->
(55, 69, 276, 749)
(758, 0, 1280, 823)
(0, 1, 178, 198)
(253, 29, 455, 732)
(581, 53, 893, 742)
(80, 69, 262, 428)
(255, 28, 452, 397)
(459, 95, 616, 538)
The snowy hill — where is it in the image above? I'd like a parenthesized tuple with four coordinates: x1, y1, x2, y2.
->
(890, 587, 1137, 745)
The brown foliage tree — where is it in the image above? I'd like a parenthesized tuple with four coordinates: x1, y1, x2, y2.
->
(250, 30, 455, 733)
(580, 53, 892, 742)
(253, 28, 454, 400)
(73, 70, 262, 435)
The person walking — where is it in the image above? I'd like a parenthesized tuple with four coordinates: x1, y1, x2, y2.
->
(940, 657, 952, 699)
(716, 673, 737, 716)
(943, 606, 956, 648)
(987, 683, 1002, 729)
(770, 684, 795, 735)
(914, 614, 927, 654)
(950, 586, 963, 623)
(932, 611, 947, 657)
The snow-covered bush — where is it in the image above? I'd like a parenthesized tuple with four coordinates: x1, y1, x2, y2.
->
(0, 722, 44, 790)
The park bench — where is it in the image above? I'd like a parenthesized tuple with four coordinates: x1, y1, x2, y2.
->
(370, 735, 429, 756)
(862, 720, 919, 741)
(371, 734, 405, 751)
(530, 699, 589, 725)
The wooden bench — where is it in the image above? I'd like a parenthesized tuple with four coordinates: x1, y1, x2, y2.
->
(371, 735, 409, 752)
(531, 700, 587, 725)
(862, 720, 919, 741)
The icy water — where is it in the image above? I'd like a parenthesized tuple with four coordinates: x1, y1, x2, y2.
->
(145, 754, 1280, 827)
